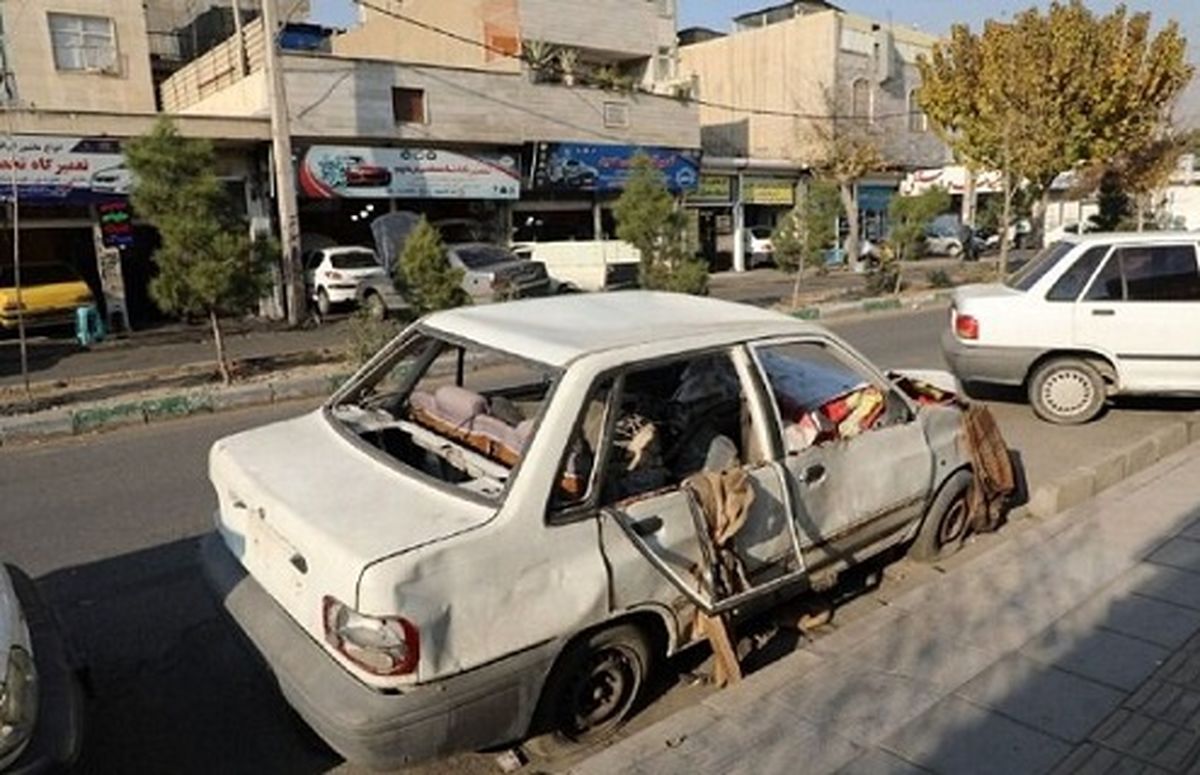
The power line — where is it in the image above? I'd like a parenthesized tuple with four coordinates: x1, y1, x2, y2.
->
(347, 0, 922, 124)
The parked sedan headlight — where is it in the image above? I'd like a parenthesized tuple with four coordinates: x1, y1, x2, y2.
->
(0, 646, 38, 760)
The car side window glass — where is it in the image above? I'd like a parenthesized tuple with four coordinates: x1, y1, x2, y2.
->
(1120, 245, 1200, 302)
(756, 341, 907, 455)
(1084, 253, 1125, 301)
(549, 380, 614, 512)
(1046, 246, 1109, 302)
(600, 352, 754, 505)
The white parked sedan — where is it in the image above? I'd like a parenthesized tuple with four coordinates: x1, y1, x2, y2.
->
(202, 292, 991, 769)
(943, 232, 1200, 424)
(303, 246, 402, 318)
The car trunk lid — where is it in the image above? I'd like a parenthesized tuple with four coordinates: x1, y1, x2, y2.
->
(209, 411, 493, 638)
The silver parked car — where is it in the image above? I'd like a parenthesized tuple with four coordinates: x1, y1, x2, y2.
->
(447, 243, 551, 301)
(0, 564, 84, 772)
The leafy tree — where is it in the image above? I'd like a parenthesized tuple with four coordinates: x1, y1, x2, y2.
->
(614, 154, 708, 295)
(1089, 169, 1132, 231)
(396, 217, 468, 315)
(919, 2, 1192, 271)
(772, 179, 840, 309)
(816, 122, 885, 273)
(888, 188, 952, 263)
(125, 118, 272, 385)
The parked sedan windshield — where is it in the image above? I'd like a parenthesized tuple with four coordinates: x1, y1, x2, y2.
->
(1005, 242, 1074, 291)
(454, 245, 517, 270)
(330, 250, 380, 270)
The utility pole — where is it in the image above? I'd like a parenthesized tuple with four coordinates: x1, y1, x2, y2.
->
(260, 0, 304, 325)
(1, 44, 30, 404)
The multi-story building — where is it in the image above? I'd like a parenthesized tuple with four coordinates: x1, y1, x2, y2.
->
(161, 0, 700, 253)
(678, 0, 951, 269)
(0, 0, 271, 328)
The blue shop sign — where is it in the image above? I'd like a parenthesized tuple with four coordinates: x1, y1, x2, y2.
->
(529, 142, 700, 194)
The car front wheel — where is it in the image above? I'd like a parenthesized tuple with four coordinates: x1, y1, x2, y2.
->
(910, 468, 973, 563)
(1028, 357, 1106, 425)
(363, 291, 386, 321)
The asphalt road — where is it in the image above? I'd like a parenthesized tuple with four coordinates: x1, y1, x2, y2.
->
(3, 308, 1198, 774)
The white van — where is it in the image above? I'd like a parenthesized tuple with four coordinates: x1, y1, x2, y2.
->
(943, 233, 1200, 424)
(203, 292, 978, 768)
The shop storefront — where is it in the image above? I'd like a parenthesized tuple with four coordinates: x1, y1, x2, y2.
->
(685, 173, 735, 269)
(295, 144, 522, 263)
(518, 142, 701, 242)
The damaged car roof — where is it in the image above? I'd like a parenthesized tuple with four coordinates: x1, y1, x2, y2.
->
(423, 291, 820, 366)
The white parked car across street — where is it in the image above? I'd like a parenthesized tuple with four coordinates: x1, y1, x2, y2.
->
(303, 246, 403, 319)
(202, 292, 1000, 769)
(943, 232, 1200, 424)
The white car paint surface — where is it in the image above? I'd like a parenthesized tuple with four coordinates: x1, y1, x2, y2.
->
(205, 291, 972, 768)
(943, 232, 1200, 421)
(0, 565, 34, 769)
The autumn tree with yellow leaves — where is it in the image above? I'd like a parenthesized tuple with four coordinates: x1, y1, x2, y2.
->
(919, 1, 1192, 273)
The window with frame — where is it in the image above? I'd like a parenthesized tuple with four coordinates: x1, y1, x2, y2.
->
(392, 87, 426, 124)
(654, 47, 674, 82)
(549, 379, 614, 511)
(48, 13, 117, 72)
(756, 341, 908, 454)
(851, 78, 872, 123)
(600, 352, 757, 505)
(907, 89, 927, 132)
(1084, 245, 1200, 302)
(1046, 245, 1110, 302)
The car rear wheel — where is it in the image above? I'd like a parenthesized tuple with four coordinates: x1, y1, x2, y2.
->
(1028, 357, 1105, 425)
(911, 469, 973, 563)
(316, 288, 332, 317)
(363, 291, 386, 321)
(529, 624, 651, 754)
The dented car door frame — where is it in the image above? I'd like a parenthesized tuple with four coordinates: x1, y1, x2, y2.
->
(599, 344, 813, 618)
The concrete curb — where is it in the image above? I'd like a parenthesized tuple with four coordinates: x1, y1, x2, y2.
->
(790, 290, 954, 321)
(1025, 411, 1200, 519)
(0, 370, 350, 447)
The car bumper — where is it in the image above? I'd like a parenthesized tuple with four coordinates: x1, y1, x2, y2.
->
(199, 534, 560, 770)
(940, 330, 1041, 387)
(4, 566, 86, 775)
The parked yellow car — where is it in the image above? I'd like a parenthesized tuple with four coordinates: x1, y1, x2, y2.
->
(0, 262, 95, 330)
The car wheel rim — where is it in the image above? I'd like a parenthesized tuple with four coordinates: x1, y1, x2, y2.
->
(1041, 370, 1094, 417)
(939, 497, 968, 546)
(565, 646, 639, 739)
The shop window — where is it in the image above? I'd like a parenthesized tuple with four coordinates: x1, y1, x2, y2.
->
(48, 13, 118, 72)
(603, 102, 630, 129)
(392, 87, 426, 124)
(851, 78, 872, 124)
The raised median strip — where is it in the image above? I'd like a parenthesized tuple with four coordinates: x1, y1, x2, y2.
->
(789, 290, 954, 321)
(0, 370, 349, 447)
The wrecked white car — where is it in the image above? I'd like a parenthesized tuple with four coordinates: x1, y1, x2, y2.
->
(201, 291, 1003, 769)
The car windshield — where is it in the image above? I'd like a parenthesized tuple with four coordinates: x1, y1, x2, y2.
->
(454, 245, 516, 270)
(0, 263, 81, 287)
(1006, 242, 1074, 291)
(331, 331, 561, 501)
(330, 250, 380, 270)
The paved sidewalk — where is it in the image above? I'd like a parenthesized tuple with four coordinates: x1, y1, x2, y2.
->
(573, 444, 1200, 775)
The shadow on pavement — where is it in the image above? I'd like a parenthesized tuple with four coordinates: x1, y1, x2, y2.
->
(0, 331, 81, 381)
(36, 537, 340, 775)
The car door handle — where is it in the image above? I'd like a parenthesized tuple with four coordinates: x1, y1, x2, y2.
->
(1091, 309, 1116, 317)
(631, 516, 664, 537)
(803, 464, 827, 486)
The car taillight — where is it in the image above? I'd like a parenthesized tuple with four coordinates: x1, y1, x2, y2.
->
(327, 271, 344, 281)
(322, 596, 419, 676)
(955, 312, 980, 340)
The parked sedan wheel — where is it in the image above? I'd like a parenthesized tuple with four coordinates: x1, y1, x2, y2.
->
(317, 288, 333, 317)
(363, 291, 386, 321)
(530, 624, 651, 753)
(1029, 357, 1105, 425)
(910, 468, 973, 563)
